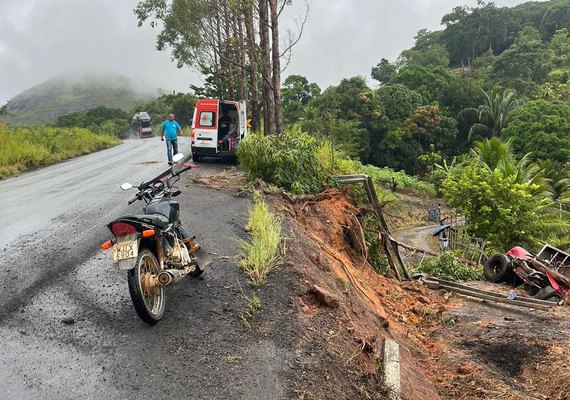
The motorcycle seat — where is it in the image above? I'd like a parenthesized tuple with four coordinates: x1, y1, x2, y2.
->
(120, 214, 170, 230)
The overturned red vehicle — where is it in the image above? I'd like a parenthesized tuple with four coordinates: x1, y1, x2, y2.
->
(484, 244, 570, 304)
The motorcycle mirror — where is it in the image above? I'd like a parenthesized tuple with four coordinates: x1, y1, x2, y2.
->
(172, 153, 184, 163)
(120, 182, 133, 190)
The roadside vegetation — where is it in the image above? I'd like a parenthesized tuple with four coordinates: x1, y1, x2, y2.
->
(237, 129, 334, 195)
(239, 192, 284, 286)
(0, 126, 120, 179)
(238, 128, 435, 198)
(413, 252, 483, 281)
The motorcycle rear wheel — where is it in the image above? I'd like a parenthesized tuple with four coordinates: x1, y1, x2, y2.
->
(128, 248, 165, 325)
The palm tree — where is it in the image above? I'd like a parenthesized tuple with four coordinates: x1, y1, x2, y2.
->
(472, 138, 570, 237)
(461, 89, 524, 141)
(533, 159, 570, 201)
(470, 138, 551, 198)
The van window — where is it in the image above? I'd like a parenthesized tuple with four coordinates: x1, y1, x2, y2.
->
(198, 111, 216, 127)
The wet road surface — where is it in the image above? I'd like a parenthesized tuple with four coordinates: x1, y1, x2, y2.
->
(0, 141, 291, 399)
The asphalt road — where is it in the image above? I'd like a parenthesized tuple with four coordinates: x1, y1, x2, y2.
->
(0, 138, 290, 399)
(0, 136, 193, 248)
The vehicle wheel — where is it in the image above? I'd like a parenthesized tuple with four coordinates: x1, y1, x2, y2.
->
(535, 286, 562, 303)
(128, 249, 165, 325)
(484, 254, 512, 283)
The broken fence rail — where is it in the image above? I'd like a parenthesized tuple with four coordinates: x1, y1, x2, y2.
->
(416, 275, 556, 311)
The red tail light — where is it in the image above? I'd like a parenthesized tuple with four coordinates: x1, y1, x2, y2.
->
(110, 222, 137, 236)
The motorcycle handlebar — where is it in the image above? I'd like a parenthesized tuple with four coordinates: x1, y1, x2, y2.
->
(128, 161, 191, 205)
(128, 193, 141, 205)
(138, 168, 171, 191)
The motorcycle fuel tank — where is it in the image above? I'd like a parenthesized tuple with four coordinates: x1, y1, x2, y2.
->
(145, 198, 179, 223)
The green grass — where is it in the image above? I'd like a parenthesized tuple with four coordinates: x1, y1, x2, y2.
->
(0, 126, 121, 179)
(248, 293, 261, 311)
(239, 193, 284, 285)
(358, 164, 436, 194)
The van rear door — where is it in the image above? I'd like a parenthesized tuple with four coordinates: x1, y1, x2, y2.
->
(192, 99, 219, 153)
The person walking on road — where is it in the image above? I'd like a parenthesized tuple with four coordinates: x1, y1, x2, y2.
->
(161, 113, 182, 165)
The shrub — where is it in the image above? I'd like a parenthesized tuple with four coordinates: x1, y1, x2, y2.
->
(442, 164, 543, 250)
(415, 252, 483, 281)
(237, 128, 334, 194)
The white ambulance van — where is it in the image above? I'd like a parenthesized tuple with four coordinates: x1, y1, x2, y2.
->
(191, 99, 248, 161)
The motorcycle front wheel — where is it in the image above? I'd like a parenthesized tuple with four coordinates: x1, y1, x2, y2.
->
(128, 248, 165, 325)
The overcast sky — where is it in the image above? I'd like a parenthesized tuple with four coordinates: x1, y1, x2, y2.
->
(0, 0, 544, 104)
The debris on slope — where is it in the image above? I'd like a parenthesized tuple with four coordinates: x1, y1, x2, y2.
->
(273, 189, 448, 399)
(193, 170, 570, 400)
(272, 187, 570, 400)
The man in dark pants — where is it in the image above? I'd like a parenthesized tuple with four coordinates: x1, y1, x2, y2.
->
(161, 113, 182, 165)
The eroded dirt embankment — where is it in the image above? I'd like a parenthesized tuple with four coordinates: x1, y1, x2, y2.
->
(199, 171, 569, 400)
(263, 186, 570, 400)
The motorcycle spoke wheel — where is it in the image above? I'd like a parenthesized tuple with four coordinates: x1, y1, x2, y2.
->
(128, 249, 165, 325)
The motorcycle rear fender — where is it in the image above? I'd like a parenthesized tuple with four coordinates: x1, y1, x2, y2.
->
(118, 257, 137, 271)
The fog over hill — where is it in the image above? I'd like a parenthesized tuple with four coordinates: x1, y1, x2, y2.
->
(3, 72, 166, 125)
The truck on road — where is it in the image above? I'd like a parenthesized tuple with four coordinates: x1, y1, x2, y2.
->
(131, 112, 154, 138)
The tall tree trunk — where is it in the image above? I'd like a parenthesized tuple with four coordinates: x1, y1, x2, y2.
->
(244, 1, 260, 132)
(269, 0, 283, 135)
(215, 12, 226, 96)
(223, 2, 235, 100)
(235, 14, 248, 101)
(259, 0, 275, 135)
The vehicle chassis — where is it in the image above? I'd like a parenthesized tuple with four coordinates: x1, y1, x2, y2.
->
(485, 244, 570, 304)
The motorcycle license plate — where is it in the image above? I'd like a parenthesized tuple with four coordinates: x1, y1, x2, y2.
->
(113, 240, 138, 262)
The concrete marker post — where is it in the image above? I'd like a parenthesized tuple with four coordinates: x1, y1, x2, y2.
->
(382, 338, 401, 400)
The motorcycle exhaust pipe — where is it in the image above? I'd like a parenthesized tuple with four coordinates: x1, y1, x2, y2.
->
(157, 268, 193, 286)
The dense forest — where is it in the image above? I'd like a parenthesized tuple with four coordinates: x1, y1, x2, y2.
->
(275, 0, 570, 251)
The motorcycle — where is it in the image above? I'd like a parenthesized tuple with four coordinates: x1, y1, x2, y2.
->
(101, 153, 212, 325)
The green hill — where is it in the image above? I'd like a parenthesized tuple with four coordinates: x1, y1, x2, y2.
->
(3, 72, 166, 125)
